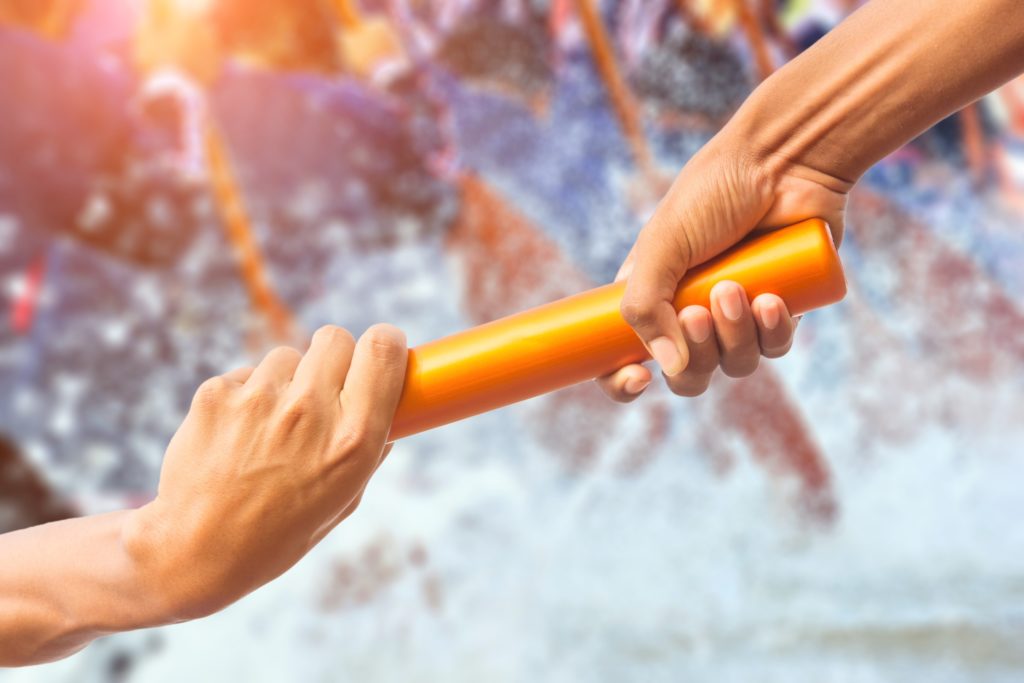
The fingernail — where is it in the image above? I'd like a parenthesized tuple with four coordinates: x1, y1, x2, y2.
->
(615, 261, 634, 283)
(624, 376, 651, 395)
(760, 300, 780, 330)
(718, 283, 744, 322)
(649, 337, 684, 376)
(681, 310, 711, 344)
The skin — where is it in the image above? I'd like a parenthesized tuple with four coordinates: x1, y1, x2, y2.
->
(3, 0, 1024, 668)
(599, 0, 1024, 402)
(0, 325, 408, 666)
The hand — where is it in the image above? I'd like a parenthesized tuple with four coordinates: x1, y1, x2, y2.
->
(598, 133, 849, 401)
(123, 324, 408, 619)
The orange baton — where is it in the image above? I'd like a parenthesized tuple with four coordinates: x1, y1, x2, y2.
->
(390, 218, 846, 440)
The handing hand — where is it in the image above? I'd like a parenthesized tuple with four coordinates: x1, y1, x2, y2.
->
(123, 324, 408, 619)
(598, 134, 849, 401)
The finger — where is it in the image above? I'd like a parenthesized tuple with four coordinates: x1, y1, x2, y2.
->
(663, 306, 720, 397)
(595, 364, 652, 403)
(292, 325, 357, 398)
(222, 366, 255, 385)
(709, 281, 760, 378)
(751, 294, 796, 359)
(614, 242, 639, 282)
(620, 226, 691, 377)
(340, 324, 409, 445)
(248, 346, 303, 388)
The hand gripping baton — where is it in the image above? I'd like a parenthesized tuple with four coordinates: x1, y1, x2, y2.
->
(389, 218, 846, 440)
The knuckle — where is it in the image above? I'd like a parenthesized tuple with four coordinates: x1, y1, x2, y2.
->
(192, 377, 229, 408)
(280, 391, 320, 421)
(197, 377, 228, 396)
(620, 297, 657, 330)
(239, 386, 276, 412)
(335, 422, 371, 452)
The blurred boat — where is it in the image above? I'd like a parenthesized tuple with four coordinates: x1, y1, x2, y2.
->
(4, 0, 1020, 529)
(0, 22, 207, 268)
(0, 433, 77, 533)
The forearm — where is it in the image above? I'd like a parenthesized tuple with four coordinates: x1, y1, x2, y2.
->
(732, 0, 1024, 183)
(0, 511, 171, 667)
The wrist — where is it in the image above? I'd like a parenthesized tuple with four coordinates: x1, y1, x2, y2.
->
(726, 81, 856, 193)
(121, 502, 233, 622)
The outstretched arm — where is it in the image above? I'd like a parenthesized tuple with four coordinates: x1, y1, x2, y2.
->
(601, 0, 1024, 401)
(0, 511, 169, 665)
(0, 324, 408, 667)
(742, 0, 1024, 185)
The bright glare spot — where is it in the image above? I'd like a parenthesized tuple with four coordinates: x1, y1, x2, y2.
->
(5, 275, 27, 299)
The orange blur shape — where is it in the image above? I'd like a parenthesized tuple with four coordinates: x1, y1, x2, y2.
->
(391, 219, 846, 440)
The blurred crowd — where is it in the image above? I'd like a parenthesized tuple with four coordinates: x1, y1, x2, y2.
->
(1, 0, 1023, 606)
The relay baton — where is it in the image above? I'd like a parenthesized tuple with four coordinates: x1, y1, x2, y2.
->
(389, 218, 846, 440)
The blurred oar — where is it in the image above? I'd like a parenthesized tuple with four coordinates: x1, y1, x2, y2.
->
(675, 0, 777, 82)
(205, 122, 296, 341)
(330, 0, 407, 80)
(996, 79, 1024, 209)
(573, 0, 661, 186)
(0, 0, 80, 41)
(134, 0, 297, 340)
(960, 103, 990, 186)
(330, 0, 363, 30)
(732, 0, 777, 81)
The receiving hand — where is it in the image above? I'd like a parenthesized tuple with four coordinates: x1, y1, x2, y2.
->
(598, 135, 848, 401)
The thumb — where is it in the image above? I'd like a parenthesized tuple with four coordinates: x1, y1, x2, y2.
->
(619, 214, 693, 377)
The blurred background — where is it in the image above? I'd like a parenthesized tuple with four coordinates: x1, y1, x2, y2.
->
(1, 0, 1024, 681)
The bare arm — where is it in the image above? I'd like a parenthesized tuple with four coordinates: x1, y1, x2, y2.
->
(0, 324, 408, 666)
(742, 0, 1024, 184)
(0, 512, 168, 665)
(601, 0, 1024, 401)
